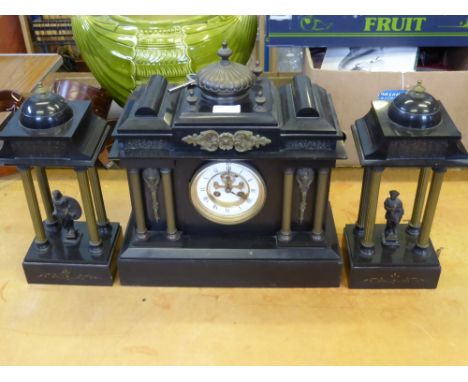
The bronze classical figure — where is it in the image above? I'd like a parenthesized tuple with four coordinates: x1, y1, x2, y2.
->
(52, 190, 82, 244)
(381, 190, 404, 247)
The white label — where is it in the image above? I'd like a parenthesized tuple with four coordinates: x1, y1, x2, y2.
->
(212, 105, 241, 114)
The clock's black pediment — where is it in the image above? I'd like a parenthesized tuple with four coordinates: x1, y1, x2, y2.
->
(112, 73, 346, 161)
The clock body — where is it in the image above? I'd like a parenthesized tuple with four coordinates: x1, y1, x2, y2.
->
(111, 43, 346, 287)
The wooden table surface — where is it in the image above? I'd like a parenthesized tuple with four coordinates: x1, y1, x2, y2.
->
(0, 54, 62, 125)
(0, 168, 467, 365)
(0, 54, 62, 94)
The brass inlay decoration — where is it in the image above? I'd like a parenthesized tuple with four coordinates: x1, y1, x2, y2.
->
(182, 130, 271, 152)
(37, 268, 100, 281)
(296, 168, 314, 224)
(363, 272, 425, 285)
(143, 168, 161, 222)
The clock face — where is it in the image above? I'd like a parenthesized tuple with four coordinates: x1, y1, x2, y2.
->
(189, 162, 266, 225)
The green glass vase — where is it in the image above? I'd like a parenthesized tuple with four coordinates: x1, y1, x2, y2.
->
(72, 15, 258, 105)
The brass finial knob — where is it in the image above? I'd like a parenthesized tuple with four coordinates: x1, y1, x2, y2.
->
(254, 88, 267, 112)
(217, 41, 233, 61)
(253, 60, 263, 79)
(411, 81, 426, 93)
(186, 87, 198, 110)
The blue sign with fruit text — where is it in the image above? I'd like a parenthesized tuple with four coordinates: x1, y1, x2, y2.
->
(266, 16, 468, 47)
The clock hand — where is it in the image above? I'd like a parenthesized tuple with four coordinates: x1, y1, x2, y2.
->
(231, 181, 245, 190)
(213, 181, 224, 189)
(236, 191, 248, 200)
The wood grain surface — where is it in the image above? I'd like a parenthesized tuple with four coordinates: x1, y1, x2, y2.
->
(0, 54, 62, 94)
(0, 54, 62, 174)
(0, 168, 467, 365)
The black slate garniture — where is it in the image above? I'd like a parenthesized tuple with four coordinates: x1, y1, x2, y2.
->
(110, 42, 347, 287)
(345, 82, 468, 289)
(0, 88, 121, 285)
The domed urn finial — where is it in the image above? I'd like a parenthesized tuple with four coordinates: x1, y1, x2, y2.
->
(196, 40, 256, 102)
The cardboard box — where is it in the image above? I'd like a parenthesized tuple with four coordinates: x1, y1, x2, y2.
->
(302, 48, 468, 166)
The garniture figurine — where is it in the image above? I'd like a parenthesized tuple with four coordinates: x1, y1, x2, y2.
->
(381, 190, 404, 247)
(52, 190, 82, 244)
(0, 87, 121, 285)
(344, 82, 468, 289)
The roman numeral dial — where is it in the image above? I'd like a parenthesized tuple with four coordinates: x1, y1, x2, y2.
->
(189, 162, 266, 225)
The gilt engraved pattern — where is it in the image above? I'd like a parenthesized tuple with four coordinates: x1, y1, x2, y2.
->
(182, 130, 271, 152)
(284, 139, 332, 151)
(295, 168, 314, 224)
(143, 168, 161, 222)
(37, 269, 101, 281)
(363, 272, 425, 285)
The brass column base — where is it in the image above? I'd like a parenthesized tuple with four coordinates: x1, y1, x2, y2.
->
(359, 243, 375, 259)
(311, 231, 325, 242)
(353, 225, 365, 237)
(166, 230, 181, 241)
(34, 239, 51, 253)
(277, 230, 293, 242)
(406, 224, 421, 237)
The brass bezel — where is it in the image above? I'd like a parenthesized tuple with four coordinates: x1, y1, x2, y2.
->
(189, 161, 266, 225)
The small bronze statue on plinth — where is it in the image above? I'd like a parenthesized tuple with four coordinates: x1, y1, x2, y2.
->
(52, 190, 82, 245)
(381, 190, 404, 247)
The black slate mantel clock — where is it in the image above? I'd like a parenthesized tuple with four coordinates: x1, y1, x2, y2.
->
(110, 42, 347, 287)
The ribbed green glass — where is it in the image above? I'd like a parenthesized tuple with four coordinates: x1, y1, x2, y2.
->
(72, 16, 258, 105)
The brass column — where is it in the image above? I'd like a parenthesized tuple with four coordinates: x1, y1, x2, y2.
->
(355, 167, 371, 235)
(414, 168, 446, 254)
(19, 167, 49, 250)
(76, 169, 102, 251)
(360, 167, 384, 257)
(407, 167, 431, 236)
(88, 168, 110, 228)
(161, 168, 179, 240)
(127, 168, 148, 240)
(34, 166, 57, 228)
(279, 168, 294, 241)
(312, 168, 330, 241)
